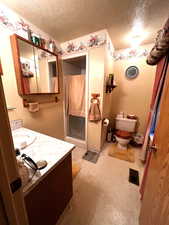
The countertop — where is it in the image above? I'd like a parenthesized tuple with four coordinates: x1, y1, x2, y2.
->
(12, 128, 75, 196)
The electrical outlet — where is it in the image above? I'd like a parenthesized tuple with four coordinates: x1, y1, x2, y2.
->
(10, 119, 23, 130)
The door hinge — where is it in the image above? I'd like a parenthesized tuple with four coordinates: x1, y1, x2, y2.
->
(10, 177, 22, 194)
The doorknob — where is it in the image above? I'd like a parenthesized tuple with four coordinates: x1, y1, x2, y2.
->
(150, 145, 158, 153)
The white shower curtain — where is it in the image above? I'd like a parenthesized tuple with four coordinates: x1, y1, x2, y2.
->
(65, 75, 85, 117)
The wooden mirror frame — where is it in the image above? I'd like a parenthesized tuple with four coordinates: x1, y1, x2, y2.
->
(10, 34, 60, 96)
(0, 63, 3, 76)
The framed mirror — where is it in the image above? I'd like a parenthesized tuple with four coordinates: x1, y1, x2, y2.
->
(10, 34, 59, 95)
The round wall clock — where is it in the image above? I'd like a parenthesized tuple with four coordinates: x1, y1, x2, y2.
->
(125, 66, 139, 79)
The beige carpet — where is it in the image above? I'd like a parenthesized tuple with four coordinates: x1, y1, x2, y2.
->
(72, 161, 81, 178)
(108, 144, 135, 163)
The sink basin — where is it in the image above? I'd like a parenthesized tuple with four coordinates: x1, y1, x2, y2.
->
(12, 133, 36, 149)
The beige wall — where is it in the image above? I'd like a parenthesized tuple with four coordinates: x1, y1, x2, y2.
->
(87, 46, 105, 151)
(0, 34, 64, 140)
(111, 45, 156, 134)
(101, 46, 114, 147)
(87, 45, 114, 151)
(0, 5, 64, 140)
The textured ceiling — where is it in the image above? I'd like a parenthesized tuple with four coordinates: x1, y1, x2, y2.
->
(1, 0, 169, 49)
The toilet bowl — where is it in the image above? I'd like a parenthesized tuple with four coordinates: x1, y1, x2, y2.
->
(115, 116, 137, 150)
(115, 135, 131, 150)
(115, 130, 132, 150)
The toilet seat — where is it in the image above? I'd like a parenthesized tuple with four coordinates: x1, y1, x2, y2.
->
(115, 130, 131, 139)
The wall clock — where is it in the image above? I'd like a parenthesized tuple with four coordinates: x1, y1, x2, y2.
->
(125, 66, 139, 79)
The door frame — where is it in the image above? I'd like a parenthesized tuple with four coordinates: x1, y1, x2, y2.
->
(0, 74, 29, 224)
(62, 52, 89, 149)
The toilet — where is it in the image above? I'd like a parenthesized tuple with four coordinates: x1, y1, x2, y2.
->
(115, 117, 137, 150)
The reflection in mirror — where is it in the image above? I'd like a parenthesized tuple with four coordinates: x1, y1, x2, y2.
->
(17, 38, 59, 94)
(34, 48, 59, 93)
(48, 60, 58, 93)
(18, 39, 38, 94)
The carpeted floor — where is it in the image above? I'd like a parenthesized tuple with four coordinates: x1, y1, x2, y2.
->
(56, 143, 144, 225)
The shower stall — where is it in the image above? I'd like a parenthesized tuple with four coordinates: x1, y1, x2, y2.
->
(62, 54, 88, 147)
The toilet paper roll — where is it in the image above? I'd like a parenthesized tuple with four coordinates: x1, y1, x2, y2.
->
(28, 102, 39, 112)
(103, 118, 109, 127)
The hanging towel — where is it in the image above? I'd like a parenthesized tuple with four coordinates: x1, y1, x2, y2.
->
(88, 98, 101, 122)
(66, 75, 85, 117)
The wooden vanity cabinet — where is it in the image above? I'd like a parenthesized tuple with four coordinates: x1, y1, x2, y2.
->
(24, 153, 73, 225)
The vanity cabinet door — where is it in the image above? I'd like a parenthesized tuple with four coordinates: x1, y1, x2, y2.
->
(24, 153, 73, 225)
(18, 39, 38, 94)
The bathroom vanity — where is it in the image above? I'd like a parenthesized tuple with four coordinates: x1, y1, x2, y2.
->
(12, 128, 75, 225)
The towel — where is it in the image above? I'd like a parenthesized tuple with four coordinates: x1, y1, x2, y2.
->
(66, 75, 85, 117)
(88, 98, 101, 122)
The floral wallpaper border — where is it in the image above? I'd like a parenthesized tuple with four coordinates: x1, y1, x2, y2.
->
(0, 5, 62, 54)
(113, 48, 149, 61)
(0, 7, 28, 33)
(61, 34, 149, 61)
(61, 32, 110, 56)
(0, 5, 110, 56)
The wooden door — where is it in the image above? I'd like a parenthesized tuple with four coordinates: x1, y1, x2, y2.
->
(140, 61, 169, 225)
(0, 70, 29, 224)
(0, 193, 8, 225)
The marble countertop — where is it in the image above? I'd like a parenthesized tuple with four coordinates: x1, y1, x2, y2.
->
(12, 128, 75, 196)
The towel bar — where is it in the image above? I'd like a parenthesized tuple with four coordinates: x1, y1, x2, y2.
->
(23, 97, 58, 107)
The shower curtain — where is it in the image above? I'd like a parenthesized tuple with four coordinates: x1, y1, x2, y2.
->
(65, 75, 85, 117)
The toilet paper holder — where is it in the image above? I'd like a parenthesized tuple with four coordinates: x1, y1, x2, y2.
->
(102, 118, 110, 127)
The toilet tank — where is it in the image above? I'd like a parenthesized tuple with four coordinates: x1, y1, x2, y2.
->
(115, 117, 137, 132)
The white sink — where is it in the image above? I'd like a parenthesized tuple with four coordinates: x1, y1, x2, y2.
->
(12, 133, 36, 150)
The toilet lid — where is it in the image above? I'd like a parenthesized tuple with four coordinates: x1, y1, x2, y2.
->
(116, 130, 131, 139)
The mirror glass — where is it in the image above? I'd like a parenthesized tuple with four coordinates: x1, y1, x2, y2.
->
(18, 39, 38, 94)
(18, 39, 59, 94)
(34, 48, 59, 93)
